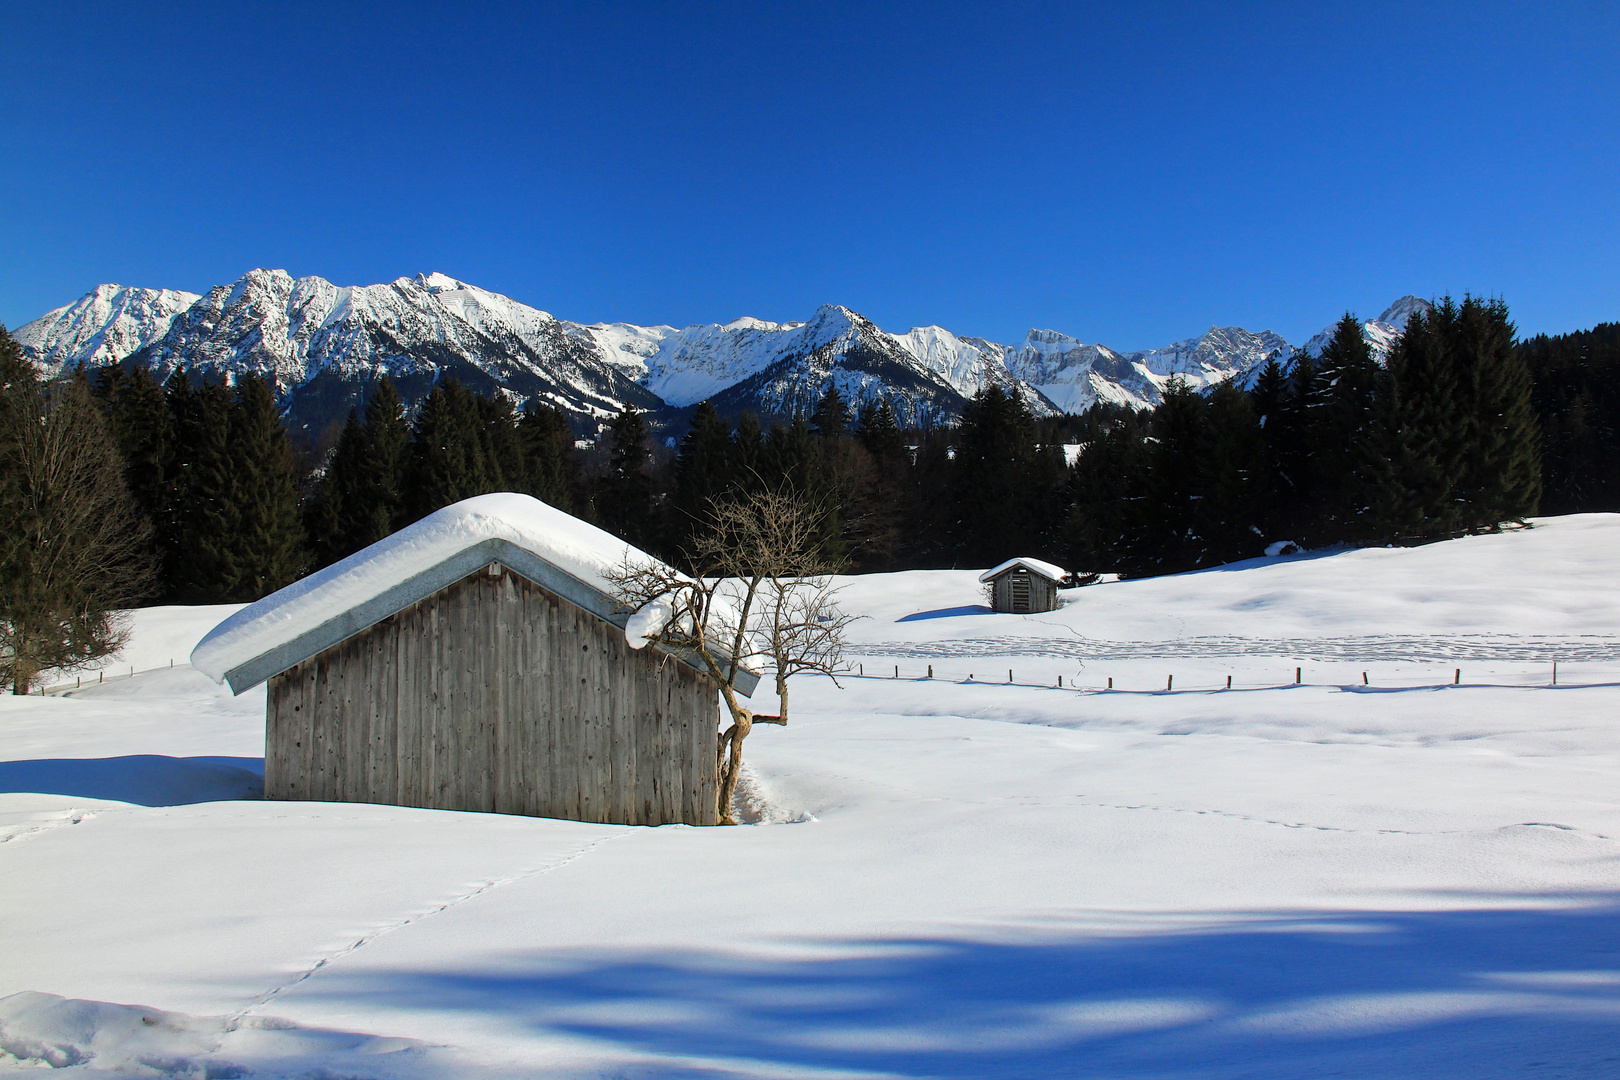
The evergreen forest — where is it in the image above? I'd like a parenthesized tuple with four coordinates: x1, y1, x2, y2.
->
(6, 295, 1616, 608)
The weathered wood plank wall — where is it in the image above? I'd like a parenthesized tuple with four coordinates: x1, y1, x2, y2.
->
(266, 566, 719, 825)
(990, 571, 1058, 614)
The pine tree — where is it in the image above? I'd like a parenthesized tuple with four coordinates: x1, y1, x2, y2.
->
(109, 365, 172, 527)
(475, 392, 522, 491)
(1128, 378, 1210, 575)
(404, 379, 488, 522)
(360, 377, 409, 533)
(1520, 322, 1620, 514)
(517, 399, 577, 510)
(1449, 297, 1540, 527)
(1064, 406, 1148, 574)
(1195, 382, 1266, 564)
(304, 409, 371, 568)
(229, 374, 306, 599)
(949, 385, 1054, 566)
(596, 404, 654, 547)
(673, 401, 737, 550)
(1364, 304, 1467, 541)
(731, 412, 764, 486)
(169, 378, 240, 603)
(855, 397, 904, 461)
(1310, 313, 1380, 541)
(810, 385, 852, 439)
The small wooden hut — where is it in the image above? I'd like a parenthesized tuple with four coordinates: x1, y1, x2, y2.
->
(192, 494, 756, 827)
(980, 557, 1067, 614)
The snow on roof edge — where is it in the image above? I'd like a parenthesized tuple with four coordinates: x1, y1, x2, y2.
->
(978, 557, 1068, 584)
(191, 493, 669, 687)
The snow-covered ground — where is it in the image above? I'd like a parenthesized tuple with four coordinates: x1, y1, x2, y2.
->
(5, 517, 1620, 1078)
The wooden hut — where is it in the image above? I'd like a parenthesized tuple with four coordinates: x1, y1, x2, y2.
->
(980, 557, 1067, 614)
(191, 494, 756, 827)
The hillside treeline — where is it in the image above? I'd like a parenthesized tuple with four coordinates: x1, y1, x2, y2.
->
(11, 294, 1616, 607)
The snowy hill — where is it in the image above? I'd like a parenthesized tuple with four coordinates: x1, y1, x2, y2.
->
(14, 271, 1427, 432)
(4, 515, 1620, 1077)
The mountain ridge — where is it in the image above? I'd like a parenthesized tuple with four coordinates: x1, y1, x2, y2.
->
(12, 270, 1430, 439)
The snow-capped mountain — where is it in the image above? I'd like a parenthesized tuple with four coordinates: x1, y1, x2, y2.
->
(1301, 296, 1433, 362)
(12, 269, 1429, 437)
(15, 284, 201, 370)
(1004, 325, 1295, 412)
(122, 269, 664, 438)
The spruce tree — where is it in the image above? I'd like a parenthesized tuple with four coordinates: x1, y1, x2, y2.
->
(1198, 381, 1266, 564)
(810, 385, 852, 438)
(1365, 304, 1467, 541)
(596, 404, 654, 547)
(404, 379, 488, 522)
(1129, 378, 1209, 575)
(1064, 406, 1148, 574)
(765, 413, 816, 491)
(304, 409, 371, 568)
(169, 378, 239, 603)
(229, 374, 306, 599)
(517, 399, 577, 510)
(110, 365, 172, 527)
(674, 401, 737, 549)
(732, 412, 764, 487)
(475, 392, 522, 491)
(1520, 323, 1620, 513)
(1449, 297, 1540, 528)
(360, 377, 409, 533)
(1311, 313, 1380, 541)
(855, 397, 904, 461)
(949, 385, 1050, 566)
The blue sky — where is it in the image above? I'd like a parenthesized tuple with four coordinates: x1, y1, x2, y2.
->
(3, 1, 1616, 349)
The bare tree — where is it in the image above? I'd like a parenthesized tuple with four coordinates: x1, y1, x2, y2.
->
(0, 347, 156, 693)
(610, 487, 856, 823)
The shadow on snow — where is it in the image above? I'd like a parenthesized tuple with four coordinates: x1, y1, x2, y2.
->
(898, 605, 996, 622)
(303, 898, 1620, 1079)
(0, 755, 263, 805)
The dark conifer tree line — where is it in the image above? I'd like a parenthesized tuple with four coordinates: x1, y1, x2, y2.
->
(59, 294, 1617, 607)
(1064, 296, 1542, 576)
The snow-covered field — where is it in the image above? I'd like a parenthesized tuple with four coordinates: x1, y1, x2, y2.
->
(5, 517, 1620, 1078)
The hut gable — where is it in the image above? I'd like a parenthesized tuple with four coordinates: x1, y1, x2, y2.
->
(979, 557, 1067, 615)
(192, 493, 757, 697)
(192, 493, 755, 826)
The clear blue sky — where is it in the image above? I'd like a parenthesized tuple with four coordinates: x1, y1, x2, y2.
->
(3, 1, 1616, 350)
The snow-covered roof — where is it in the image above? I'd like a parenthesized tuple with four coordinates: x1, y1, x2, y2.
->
(978, 557, 1068, 584)
(192, 493, 757, 697)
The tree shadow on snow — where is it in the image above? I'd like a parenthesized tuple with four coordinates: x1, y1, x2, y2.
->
(0, 755, 263, 805)
(305, 898, 1620, 1079)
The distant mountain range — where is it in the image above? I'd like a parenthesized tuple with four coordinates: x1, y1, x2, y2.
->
(12, 269, 1431, 440)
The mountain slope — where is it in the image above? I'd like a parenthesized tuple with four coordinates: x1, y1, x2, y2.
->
(14, 271, 1431, 435)
(13, 284, 200, 369)
(1301, 295, 1434, 361)
(119, 270, 662, 438)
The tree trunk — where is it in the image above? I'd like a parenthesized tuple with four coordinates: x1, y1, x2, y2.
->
(716, 710, 753, 825)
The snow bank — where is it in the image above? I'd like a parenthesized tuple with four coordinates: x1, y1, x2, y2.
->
(0, 991, 433, 1076)
(978, 556, 1068, 583)
(191, 494, 663, 684)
